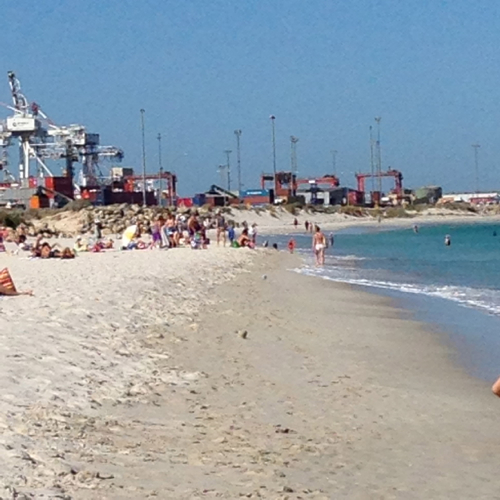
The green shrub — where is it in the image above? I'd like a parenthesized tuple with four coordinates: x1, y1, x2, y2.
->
(60, 199, 92, 212)
(339, 206, 368, 217)
(0, 210, 25, 228)
(384, 207, 413, 218)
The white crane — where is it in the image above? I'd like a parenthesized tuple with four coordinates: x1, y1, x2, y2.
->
(0, 71, 123, 189)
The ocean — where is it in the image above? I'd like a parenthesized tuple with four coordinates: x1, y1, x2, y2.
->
(278, 223, 500, 381)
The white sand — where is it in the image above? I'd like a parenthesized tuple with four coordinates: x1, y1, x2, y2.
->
(228, 206, 500, 235)
(1, 235, 499, 499)
(0, 244, 256, 497)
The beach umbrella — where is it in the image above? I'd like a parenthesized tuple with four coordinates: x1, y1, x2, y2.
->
(121, 225, 137, 248)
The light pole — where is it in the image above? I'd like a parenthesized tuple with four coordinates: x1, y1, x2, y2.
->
(157, 133, 163, 207)
(290, 136, 299, 175)
(217, 164, 227, 188)
(234, 129, 242, 194)
(369, 126, 375, 192)
(472, 143, 480, 194)
(140, 109, 147, 206)
(270, 115, 277, 191)
(330, 149, 337, 175)
(224, 149, 232, 191)
(375, 117, 382, 194)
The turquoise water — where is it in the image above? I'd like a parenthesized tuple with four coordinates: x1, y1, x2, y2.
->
(293, 223, 500, 316)
(279, 222, 500, 380)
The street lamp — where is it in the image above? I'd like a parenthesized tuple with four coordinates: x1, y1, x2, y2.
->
(472, 144, 480, 194)
(140, 109, 146, 206)
(234, 129, 242, 194)
(157, 133, 163, 207)
(270, 115, 277, 193)
(270, 115, 276, 174)
(224, 149, 232, 191)
(330, 149, 337, 175)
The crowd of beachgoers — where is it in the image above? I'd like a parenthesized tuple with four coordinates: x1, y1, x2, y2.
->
(0, 209, 334, 301)
(0, 210, 259, 258)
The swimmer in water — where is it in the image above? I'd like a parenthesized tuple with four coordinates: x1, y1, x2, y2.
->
(444, 234, 451, 246)
(413, 225, 419, 234)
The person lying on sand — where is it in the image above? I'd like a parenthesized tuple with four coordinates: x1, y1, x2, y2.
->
(0, 231, 6, 253)
(31, 237, 75, 259)
(0, 283, 33, 296)
(74, 237, 89, 253)
(15, 234, 31, 251)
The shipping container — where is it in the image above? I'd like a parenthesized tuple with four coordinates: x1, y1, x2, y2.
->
(347, 190, 364, 206)
(193, 193, 207, 206)
(30, 195, 50, 209)
(45, 176, 74, 199)
(103, 190, 156, 206)
(177, 197, 194, 208)
(243, 195, 270, 206)
(241, 189, 269, 197)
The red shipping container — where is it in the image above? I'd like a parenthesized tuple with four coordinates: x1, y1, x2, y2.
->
(177, 197, 194, 208)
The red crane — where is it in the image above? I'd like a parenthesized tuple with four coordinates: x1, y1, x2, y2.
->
(296, 174, 340, 189)
(355, 169, 403, 203)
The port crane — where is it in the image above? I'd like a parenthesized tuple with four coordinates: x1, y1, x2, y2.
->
(0, 71, 123, 190)
(355, 168, 403, 204)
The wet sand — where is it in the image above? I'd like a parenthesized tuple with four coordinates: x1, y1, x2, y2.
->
(0, 249, 498, 499)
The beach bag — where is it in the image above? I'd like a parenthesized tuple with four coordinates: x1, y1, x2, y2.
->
(0, 268, 16, 293)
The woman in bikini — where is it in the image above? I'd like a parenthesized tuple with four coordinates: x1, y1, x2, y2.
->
(312, 225, 326, 266)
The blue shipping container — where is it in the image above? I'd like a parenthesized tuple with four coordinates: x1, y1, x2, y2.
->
(241, 189, 269, 197)
(193, 193, 207, 206)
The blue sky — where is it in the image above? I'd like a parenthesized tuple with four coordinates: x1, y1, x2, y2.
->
(1, 0, 499, 194)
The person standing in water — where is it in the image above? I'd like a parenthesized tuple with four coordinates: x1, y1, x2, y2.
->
(312, 225, 327, 266)
(444, 234, 451, 246)
(328, 233, 334, 248)
(288, 237, 296, 254)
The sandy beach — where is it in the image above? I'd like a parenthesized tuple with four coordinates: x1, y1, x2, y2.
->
(0, 245, 499, 499)
(227, 207, 500, 235)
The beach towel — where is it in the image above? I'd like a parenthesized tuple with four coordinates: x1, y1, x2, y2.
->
(0, 268, 16, 293)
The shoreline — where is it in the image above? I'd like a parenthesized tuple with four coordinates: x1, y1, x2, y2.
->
(251, 212, 500, 235)
(0, 248, 498, 498)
